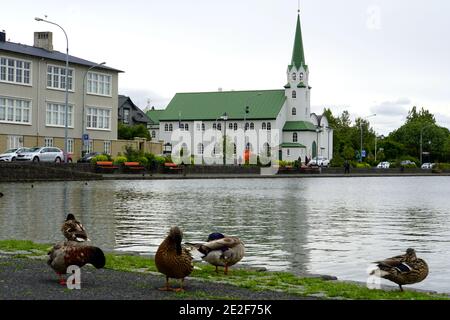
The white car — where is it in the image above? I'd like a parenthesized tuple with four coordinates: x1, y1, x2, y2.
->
(15, 147, 64, 163)
(309, 156, 330, 167)
(0, 147, 30, 162)
(421, 163, 435, 169)
(377, 161, 390, 169)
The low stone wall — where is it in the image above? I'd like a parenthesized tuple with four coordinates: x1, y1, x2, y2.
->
(184, 165, 260, 175)
(0, 162, 102, 182)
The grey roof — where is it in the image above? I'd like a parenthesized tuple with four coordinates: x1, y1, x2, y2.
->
(0, 41, 123, 73)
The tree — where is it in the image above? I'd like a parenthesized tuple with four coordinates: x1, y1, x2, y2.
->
(118, 123, 150, 140)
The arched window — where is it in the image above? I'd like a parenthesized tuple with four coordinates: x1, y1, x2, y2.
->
(196, 123, 201, 131)
(164, 124, 168, 131)
(245, 123, 249, 131)
(287, 149, 290, 156)
(292, 73, 296, 81)
(262, 122, 266, 130)
(169, 124, 173, 131)
(234, 123, 238, 131)
(179, 123, 184, 130)
(217, 123, 221, 131)
(267, 122, 271, 130)
(299, 72, 304, 80)
(292, 108, 297, 116)
(151, 131, 156, 138)
(250, 123, 254, 130)
(198, 143, 204, 155)
(213, 123, 217, 130)
(184, 123, 189, 131)
(229, 123, 233, 130)
(202, 123, 205, 131)
(292, 91, 297, 99)
(312, 141, 317, 158)
(293, 132, 298, 142)
(246, 143, 252, 151)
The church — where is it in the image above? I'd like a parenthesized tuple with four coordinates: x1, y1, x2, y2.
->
(147, 12, 333, 164)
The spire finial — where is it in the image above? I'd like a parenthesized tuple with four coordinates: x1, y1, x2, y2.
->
(298, 0, 300, 14)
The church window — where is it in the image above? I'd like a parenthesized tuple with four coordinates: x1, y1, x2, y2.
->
(202, 123, 205, 131)
(197, 143, 204, 154)
(292, 91, 297, 99)
(292, 73, 296, 81)
(164, 124, 168, 131)
(229, 123, 233, 130)
(300, 72, 304, 80)
(233, 123, 238, 131)
(293, 132, 298, 142)
(250, 123, 254, 130)
(185, 123, 189, 131)
(168, 124, 173, 131)
(287, 149, 290, 156)
(179, 123, 184, 130)
(292, 108, 297, 116)
(262, 122, 266, 130)
(267, 122, 271, 130)
(245, 123, 249, 131)
(213, 123, 217, 130)
(217, 123, 221, 131)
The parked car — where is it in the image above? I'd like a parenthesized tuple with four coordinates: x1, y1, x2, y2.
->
(377, 161, 390, 169)
(400, 160, 417, 167)
(0, 147, 30, 162)
(77, 152, 102, 163)
(308, 156, 330, 167)
(421, 162, 435, 169)
(15, 147, 64, 163)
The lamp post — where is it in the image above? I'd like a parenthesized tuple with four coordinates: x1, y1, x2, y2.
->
(35, 17, 69, 163)
(221, 112, 228, 165)
(359, 114, 376, 162)
(82, 62, 106, 157)
(420, 124, 434, 165)
(315, 126, 322, 160)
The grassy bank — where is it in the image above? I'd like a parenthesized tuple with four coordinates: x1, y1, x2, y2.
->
(0, 240, 447, 300)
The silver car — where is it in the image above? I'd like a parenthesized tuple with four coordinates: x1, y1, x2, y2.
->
(0, 147, 30, 162)
(15, 147, 64, 163)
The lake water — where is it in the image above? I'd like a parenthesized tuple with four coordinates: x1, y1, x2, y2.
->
(1, 177, 449, 292)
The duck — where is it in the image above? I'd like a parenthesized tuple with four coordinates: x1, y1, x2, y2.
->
(370, 248, 429, 291)
(61, 213, 89, 242)
(187, 232, 245, 275)
(155, 226, 193, 292)
(47, 241, 106, 285)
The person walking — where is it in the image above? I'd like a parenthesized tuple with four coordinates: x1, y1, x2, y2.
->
(344, 160, 350, 174)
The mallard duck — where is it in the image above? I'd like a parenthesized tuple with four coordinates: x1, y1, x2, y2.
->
(61, 213, 89, 242)
(155, 226, 193, 292)
(47, 241, 105, 285)
(370, 248, 429, 291)
(187, 232, 245, 275)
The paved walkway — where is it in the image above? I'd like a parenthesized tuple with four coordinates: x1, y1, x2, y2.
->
(0, 256, 309, 300)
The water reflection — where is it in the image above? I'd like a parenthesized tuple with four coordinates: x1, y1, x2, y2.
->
(1, 177, 450, 292)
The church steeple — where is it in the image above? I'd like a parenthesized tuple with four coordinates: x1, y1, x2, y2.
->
(289, 13, 307, 71)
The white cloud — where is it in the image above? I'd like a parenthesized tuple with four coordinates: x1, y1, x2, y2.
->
(370, 98, 411, 117)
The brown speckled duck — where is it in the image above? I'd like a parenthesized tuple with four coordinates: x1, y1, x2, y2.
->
(61, 213, 89, 242)
(187, 233, 245, 275)
(47, 241, 106, 285)
(155, 226, 193, 292)
(370, 248, 429, 291)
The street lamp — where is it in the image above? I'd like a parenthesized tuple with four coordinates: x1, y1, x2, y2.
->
(315, 126, 322, 159)
(35, 17, 70, 163)
(420, 124, 434, 165)
(82, 62, 106, 157)
(359, 114, 376, 162)
(220, 112, 228, 165)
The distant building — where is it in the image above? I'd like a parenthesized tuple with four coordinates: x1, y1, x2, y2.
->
(118, 95, 150, 127)
(153, 12, 333, 162)
(146, 107, 165, 141)
(0, 29, 123, 160)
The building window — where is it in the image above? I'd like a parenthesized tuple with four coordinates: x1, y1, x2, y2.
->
(7, 135, 23, 149)
(299, 72, 304, 80)
(151, 131, 156, 138)
(87, 71, 112, 96)
(262, 122, 266, 130)
(0, 57, 31, 85)
(168, 124, 173, 131)
(229, 123, 233, 130)
(250, 123, 254, 130)
(180, 123, 185, 130)
(233, 143, 237, 155)
(293, 132, 298, 142)
(67, 138, 74, 153)
(44, 137, 53, 147)
(217, 123, 221, 131)
(197, 143, 204, 155)
(184, 123, 189, 131)
(196, 123, 201, 131)
(287, 149, 290, 156)
(233, 123, 238, 131)
(213, 123, 217, 130)
(292, 91, 296, 99)
(47, 65, 73, 91)
(86, 107, 111, 130)
(123, 109, 130, 124)
(202, 123, 205, 131)
(104, 141, 111, 155)
(245, 123, 249, 131)
(87, 140, 93, 153)
(292, 72, 296, 81)
(292, 107, 296, 116)
(0, 97, 31, 124)
(46, 103, 73, 127)
(267, 122, 271, 130)
(165, 124, 169, 131)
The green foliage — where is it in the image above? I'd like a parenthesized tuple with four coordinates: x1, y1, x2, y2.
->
(123, 145, 143, 162)
(90, 154, 109, 164)
(277, 160, 294, 168)
(118, 123, 150, 140)
(137, 156, 149, 166)
(154, 155, 166, 165)
(355, 162, 371, 168)
(114, 156, 128, 165)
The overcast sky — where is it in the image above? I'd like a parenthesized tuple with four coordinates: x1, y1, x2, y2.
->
(2, 0, 449, 135)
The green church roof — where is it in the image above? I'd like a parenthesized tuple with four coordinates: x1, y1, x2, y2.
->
(283, 121, 317, 132)
(160, 90, 286, 121)
(289, 14, 308, 71)
(146, 109, 165, 125)
(281, 142, 306, 148)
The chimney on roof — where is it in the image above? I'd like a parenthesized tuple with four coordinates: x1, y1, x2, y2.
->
(218, 87, 222, 92)
(34, 31, 53, 51)
(0, 30, 5, 42)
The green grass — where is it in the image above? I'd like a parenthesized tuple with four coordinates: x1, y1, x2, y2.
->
(0, 240, 448, 300)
